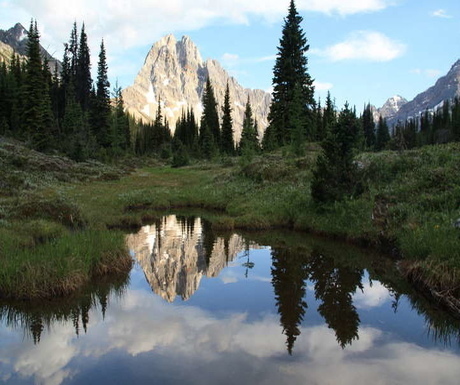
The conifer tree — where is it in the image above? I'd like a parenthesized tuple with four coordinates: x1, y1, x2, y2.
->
(76, 23, 92, 111)
(289, 83, 305, 156)
(375, 116, 390, 151)
(199, 77, 220, 151)
(322, 91, 336, 139)
(267, 0, 315, 147)
(92, 39, 111, 148)
(111, 82, 130, 151)
(361, 103, 375, 150)
(311, 103, 361, 203)
(220, 82, 234, 155)
(23, 20, 53, 151)
(239, 97, 259, 155)
(69, 22, 78, 80)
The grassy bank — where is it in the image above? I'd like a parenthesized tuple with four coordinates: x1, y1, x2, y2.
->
(1, 137, 459, 311)
(0, 138, 133, 299)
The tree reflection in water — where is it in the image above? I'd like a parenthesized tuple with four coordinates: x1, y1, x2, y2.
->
(0, 273, 129, 344)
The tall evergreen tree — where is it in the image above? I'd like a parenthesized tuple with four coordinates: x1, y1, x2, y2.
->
(239, 96, 259, 155)
(69, 22, 78, 80)
(362, 103, 376, 150)
(375, 116, 390, 151)
(289, 83, 305, 156)
(199, 77, 219, 152)
(111, 82, 130, 151)
(22, 20, 53, 151)
(220, 82, 234, 155)
(267, 0, 315, 147)
(92, 39, 111, 148)
(76, 23, 92, 111)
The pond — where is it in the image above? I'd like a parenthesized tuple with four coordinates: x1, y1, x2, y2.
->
(1, 215, 459, 385)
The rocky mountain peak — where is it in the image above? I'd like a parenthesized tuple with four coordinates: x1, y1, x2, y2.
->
(0, 23, 61, 71)
(123, 34, 271, 142)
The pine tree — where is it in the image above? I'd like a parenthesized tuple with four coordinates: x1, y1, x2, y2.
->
(22, 20, 53, 151)
(76, 23, 92, 111)
(111, 82, 130, 151)
(69, 22, 78, 80)
(311, 103, 361, 203)
(289, 83, 305, 156)
(239, 97, 259, 155)
(362, 103, 376, 150)
(199, 77, 220, 151)
(375, 116, 390, 151)
(220, 82, 234, 155)
(267, 0, 315, 147)
(92, 39, 111, 148)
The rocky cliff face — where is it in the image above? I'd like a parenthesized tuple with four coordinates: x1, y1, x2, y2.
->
(126, 215, 258, 302)
(123, 34, 271, 142)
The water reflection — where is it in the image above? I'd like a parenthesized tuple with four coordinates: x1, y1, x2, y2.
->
(126, 215, 258, 302)
(0, 274, 129, 345)
(1, 216, 460, 385)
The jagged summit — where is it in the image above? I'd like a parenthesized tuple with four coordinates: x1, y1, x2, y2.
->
(123, 34, 271, 141)
(0, 22, 61, 71)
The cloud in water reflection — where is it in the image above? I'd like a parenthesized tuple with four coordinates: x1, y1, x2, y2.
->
(1, 215, 460, 385)
(1, 287, 460, 385)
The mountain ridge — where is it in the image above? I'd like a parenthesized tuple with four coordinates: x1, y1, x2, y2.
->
(122, 34, 271, 142)
(377, 59, 460, 127)
(0, 23, 61, 71)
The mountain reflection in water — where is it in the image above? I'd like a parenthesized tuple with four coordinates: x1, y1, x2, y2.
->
(126, 215, 259, 302)
(0, 215, 459, 385)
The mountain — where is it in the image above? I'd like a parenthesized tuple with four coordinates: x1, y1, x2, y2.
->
(123, 34, 271, 142)
(376, 95, 408, 122)
(0, 23, 61, 71)
(377, 60, 460, 127)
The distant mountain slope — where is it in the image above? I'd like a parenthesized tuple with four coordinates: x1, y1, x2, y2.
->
(0, 23, 61, 71)
(377, 60, 460, 127)
(123, 34, 271, 142)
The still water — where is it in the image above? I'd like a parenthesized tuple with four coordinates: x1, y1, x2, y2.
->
(1, 215, 459, 385)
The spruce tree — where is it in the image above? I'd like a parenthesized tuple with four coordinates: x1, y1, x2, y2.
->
(199, 77, 220, 151)
(92, 39, 111, 148)
(239, 97, 259, 155)
(220, 82, 234, 155)
(23, 20, 53, 151)
(267, 0, 315, 147)
(311, 103, 361, 203)
(76, 23, 92, 111)
(361, 103, 375, 150)
(375, 116, 390, 151)
(289, 83, 305, 156)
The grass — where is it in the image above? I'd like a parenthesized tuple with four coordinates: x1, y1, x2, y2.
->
(1, 137, 460, 310)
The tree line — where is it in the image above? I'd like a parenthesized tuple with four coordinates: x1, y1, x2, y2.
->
(0, 20, 130, 161)
(1, 7, 459, 175)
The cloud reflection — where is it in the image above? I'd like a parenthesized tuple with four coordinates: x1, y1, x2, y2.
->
(1, 286, 459, 385)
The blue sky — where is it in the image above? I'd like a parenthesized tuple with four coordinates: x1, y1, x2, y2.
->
(0, 0, 459, 109)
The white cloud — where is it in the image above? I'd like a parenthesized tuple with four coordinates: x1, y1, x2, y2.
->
(315, 31, 406, 62)
(301, 0, 395, 16)
(432, 9, 452, 19)
(2, 1, 396, 56)
(314, 80, 334, 91)
(353, 280, 390, 309)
